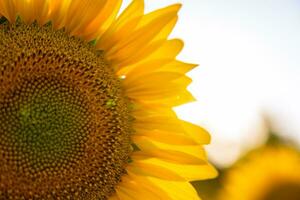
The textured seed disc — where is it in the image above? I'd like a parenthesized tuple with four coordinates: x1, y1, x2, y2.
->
(0, 20, 132, 200)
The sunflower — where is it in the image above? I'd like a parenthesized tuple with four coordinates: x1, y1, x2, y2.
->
(0, 0, 217, 199)
(218, 146, 300, 200)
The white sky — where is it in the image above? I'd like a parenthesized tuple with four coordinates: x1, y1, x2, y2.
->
(123, 0, 300, 167)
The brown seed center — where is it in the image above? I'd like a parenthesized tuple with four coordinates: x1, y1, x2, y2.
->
(0, 20, 132, 200)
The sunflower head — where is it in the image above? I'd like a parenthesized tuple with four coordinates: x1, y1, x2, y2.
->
(0, 0, 217, 199)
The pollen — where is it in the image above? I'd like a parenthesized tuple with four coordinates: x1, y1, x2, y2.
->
(0, 20, 132, 200)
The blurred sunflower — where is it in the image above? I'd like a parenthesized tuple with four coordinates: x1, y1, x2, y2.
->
(0, 0, 217, 199)
(218, 146, 300, 200)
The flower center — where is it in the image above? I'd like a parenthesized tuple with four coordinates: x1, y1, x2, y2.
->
(0, 20, 132, 199)
(260, 182, 300, 200)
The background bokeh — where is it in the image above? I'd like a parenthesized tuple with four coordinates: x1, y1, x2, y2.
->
(124, 0, 300, 167)
(123, 1, 300, 199)
(124, 0, 300, 200)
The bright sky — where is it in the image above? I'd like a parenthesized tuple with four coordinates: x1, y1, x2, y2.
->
(123, 0, 300, 167)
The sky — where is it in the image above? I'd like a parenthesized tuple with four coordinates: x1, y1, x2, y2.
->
(123, 0, 300, 167)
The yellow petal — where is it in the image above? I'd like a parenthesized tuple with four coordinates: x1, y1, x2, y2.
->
(147, 177, 201, 200)
(0, 0, 17, 22)
(32, 0, 51, 25)
(109, 194, 120, 200)
(126, 75, 191, 101)
(153, 16, 178, 41)
(132, 156, 218, 181)
(16, 0, 51, 24)
(115, 188, 137, 200)
(62, 0, 108, 36)
(49, 0, 122, 40)
(126, 174, 171, 199)
(161, 60, 198, 73)
(115, 16, 178, 67)
(116, 173, 201, 199)
(116, 174, 168, 200)
(134, 115, 211, 145)
(123, 59, 196, 80)
(82, 0, 122, 40)
(124, 72, 183, 90)
(120, 59, 171, 77)
(181, 121, 212, 145)
(140, 39, 184, 62)
(132, 89, 196, 107)
(133, 136, 208, 164)
(116, 39, 183, 75)
(145, 90, 196, 106)
(128, 161, 184, 181)
(51, 0, 106, 36)
(0, 0, 52, 24)
(134, 129, 198, 145)
(105, 6, 180, 64)
(48, 0, 72, 28)
(130, 100, 176, 117)
(98, 0, 144, 50)
(137, 4, 181, 30)
(116, 39, 166, 67)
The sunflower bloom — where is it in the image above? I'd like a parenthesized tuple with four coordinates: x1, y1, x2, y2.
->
(218, 146, 300, 200)
(0, 0, 217, 199)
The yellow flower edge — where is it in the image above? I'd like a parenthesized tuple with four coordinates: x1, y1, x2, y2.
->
(0, 0, 217, 199)
(218, 146, 300, 200)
